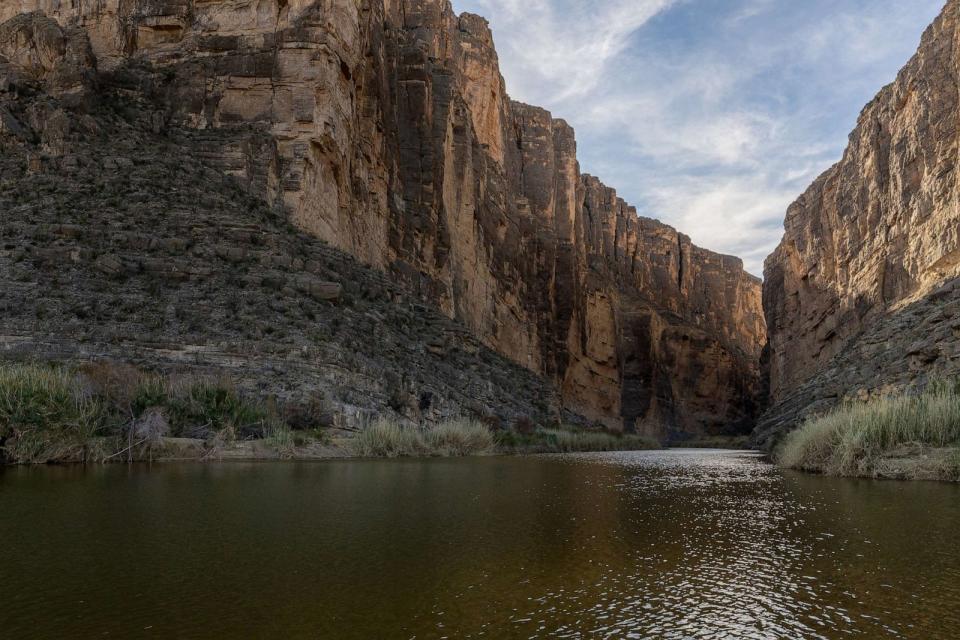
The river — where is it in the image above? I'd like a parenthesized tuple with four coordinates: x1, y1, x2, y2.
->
(1, 450, 958, 638)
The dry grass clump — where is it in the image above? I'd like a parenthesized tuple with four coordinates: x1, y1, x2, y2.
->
(351, 419, 425, 458)
(778, 382, 960, 479)
(425, 418, 496, 456)
(351, 418, 495, 458)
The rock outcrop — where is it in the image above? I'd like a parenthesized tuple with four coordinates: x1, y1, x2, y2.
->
(759, 0, 960, 446)
(0, 1, 765, 439)
(0, 11, 95, 99)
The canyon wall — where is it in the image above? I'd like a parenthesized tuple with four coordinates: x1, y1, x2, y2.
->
(0, 0, 765, 438)
(759, 0, 960, 445)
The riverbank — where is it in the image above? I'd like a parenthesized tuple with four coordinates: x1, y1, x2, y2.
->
(0, 428, 661, 465)
(777, 382, 960, 482)
(0, 363, 659, 464)
(18, 426, 661, 464)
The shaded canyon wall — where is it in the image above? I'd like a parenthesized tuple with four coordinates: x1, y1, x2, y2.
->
(0, 0, 765, 438)
(759, 0, 960, 445)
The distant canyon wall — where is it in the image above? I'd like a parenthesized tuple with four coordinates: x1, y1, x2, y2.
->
(759, 0, 960, 445)
(1, 0, 765, 438)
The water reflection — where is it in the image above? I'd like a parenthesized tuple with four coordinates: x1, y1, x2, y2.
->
(0, 451, 957, 638)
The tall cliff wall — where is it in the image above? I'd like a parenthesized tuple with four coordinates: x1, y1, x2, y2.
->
(759, 0, 960, 445)
(0, 0, 765, 439)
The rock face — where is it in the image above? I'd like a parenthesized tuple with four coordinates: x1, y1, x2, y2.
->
(759, 0, 960, 446)
(0, 62, 563, 431)
(0, 1, 765, 439)
(0, 11, 95, 98)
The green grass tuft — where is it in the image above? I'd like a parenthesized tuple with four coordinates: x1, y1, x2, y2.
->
(163, 381, 270, 439)
(0, 364, 112, 463)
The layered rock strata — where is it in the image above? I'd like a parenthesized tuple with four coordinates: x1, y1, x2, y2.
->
(0, 1, 765, 438)
(759, 0, 960, 446)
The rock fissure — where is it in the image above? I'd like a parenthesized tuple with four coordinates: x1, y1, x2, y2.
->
(676, 233, 684, 292)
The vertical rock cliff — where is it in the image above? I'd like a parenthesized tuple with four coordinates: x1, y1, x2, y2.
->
(0, 0, 765, 438)
(760, 0, 960, 445)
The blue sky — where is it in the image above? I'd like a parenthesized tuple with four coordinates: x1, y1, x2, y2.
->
(450, 0, 944, 275)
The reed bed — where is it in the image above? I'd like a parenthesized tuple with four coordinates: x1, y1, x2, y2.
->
(778, 382, 960, 480)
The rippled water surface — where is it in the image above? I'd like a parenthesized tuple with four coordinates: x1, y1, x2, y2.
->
(2, 450, 959, 638)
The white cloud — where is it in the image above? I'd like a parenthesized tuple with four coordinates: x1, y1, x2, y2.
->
(645, 176, 801, 272)
(592, 104, 776, 167)
(726, 0, 776, 25)
(461, 0, 677, 104)
(452, 0, 945, 276)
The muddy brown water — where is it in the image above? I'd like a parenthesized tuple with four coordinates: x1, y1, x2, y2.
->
(1, 450, 958, 639)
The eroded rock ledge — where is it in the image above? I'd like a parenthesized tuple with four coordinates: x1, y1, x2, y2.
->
(0, 1, 765, 439)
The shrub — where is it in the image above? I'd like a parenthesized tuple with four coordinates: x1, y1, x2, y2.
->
(79, 361, 143, 407)
(164, 381, 269, 439)
(514, 416, 536, 435)
(778, 382, 960, 478)
(282, 393, 334, 430)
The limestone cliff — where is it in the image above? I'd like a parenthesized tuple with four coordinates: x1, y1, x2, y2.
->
(759, 0, 960, 446)
(0, 48, 562, 430)
(0, 0, 765, 439)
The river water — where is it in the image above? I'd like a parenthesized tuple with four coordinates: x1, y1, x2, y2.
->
(1, 450, 958, 639)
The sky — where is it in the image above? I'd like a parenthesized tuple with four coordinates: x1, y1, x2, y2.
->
(450, 0, 944, 276)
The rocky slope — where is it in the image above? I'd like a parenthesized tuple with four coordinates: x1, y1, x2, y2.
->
(0, 60, 566, 431)
(759, 0, 960, 446)
(0, 1, 765, 439)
